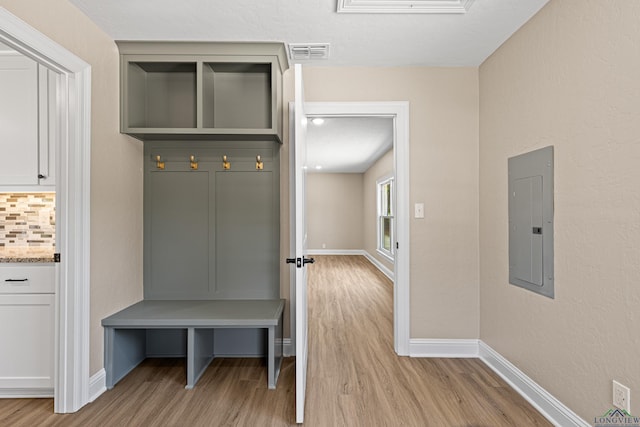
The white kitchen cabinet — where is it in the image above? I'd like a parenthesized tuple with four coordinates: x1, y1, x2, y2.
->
(0, 264, 55, 294)
(0, 294, 55, 396)
(0, 264, 55, 397)
(0, 53, 55, 189)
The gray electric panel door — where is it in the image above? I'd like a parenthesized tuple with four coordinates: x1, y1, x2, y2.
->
(508, 146, 554, 298)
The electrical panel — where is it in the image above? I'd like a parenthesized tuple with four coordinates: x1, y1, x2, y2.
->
(508, 146, 554, 298)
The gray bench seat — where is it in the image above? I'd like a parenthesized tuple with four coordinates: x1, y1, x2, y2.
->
(102, 299, 285, 390)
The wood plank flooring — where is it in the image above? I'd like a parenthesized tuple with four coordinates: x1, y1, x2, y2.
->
(0, 255, 551, 426)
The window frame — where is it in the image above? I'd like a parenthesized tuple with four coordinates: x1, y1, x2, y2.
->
(376, 174, 395, 261)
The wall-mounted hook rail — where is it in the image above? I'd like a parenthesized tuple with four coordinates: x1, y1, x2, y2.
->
(256, 155, 264, 170)
(190, 155, 198, 170)
(222, 155, 231, 170)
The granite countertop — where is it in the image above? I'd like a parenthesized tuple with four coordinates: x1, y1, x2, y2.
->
(0, 247, 56, 263)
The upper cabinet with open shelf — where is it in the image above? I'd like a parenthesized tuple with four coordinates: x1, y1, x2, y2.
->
(117, 42, 289, 143)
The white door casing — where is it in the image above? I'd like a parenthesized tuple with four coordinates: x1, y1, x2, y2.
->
(0, 7, 91, 413)
(289, 101, 410, 357)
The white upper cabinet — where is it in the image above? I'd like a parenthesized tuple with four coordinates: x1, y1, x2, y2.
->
(0, 54, 55, 189)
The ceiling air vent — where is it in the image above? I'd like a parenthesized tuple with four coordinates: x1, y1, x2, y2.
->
(288, 43, 330, 61)
(337, 0, 474, 14)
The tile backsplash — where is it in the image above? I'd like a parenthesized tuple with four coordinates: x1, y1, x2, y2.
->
(0, 193, 55, 247)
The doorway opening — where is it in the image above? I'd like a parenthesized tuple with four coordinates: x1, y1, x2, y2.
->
(289, 101, 410, 356)
(0, 9, 91, 413)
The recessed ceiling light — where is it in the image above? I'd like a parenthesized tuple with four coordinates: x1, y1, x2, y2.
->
(315, 165, 323, 170)
(311, 118, 325, 125)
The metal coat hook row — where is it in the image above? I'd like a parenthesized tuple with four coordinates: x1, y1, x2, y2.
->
(155, 155, 165, 170)
(256, 155, 264, 170)
(222, 155, 231, 170)
(190, 155, 198, 170)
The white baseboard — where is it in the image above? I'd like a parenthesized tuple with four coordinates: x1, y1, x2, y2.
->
(306, 249, 395, 281)
(0, 388, 53, 398)
(89, 368, 106, 403)
(409, 339, 479, 357)
(362, 251, 394, 281)
(478, 341, 589, 427)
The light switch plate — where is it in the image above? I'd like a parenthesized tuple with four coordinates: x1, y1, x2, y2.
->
(414, 203, 424, 219)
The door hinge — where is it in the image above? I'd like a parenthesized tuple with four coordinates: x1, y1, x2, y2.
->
(396, 242, 399, 250)
(54, 253, 61, 263)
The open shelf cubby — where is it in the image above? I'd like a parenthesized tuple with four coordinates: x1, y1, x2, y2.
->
(127, 62, 197, 129)
(117, 42, 288, 141)
(203, 62, 272, 130)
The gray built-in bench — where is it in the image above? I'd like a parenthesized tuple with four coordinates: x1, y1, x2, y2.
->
(102, 299, 285, 390)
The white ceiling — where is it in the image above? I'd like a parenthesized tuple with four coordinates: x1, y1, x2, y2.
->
(68, 0, 550, 67)
(306, 117, 393, 173)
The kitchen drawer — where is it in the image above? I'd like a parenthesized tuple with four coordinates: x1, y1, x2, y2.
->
(0, 265, 55, 294)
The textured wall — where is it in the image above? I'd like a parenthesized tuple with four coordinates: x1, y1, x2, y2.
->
(306, 173, 364, 251)
(0, 0, 144, 376)
(479, 0, 640, 420)
(282, 66, 479, 339)
(363, 150, 394, 271)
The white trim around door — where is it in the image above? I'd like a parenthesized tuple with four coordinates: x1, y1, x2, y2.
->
(0, 8, 91, 413)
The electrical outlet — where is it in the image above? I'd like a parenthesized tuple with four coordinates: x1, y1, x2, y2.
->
(613, 380, 631, 413)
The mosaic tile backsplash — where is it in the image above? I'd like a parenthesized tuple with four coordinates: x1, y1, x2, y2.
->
(0, 193, 55, 248)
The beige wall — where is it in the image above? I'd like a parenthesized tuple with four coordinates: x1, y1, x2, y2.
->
(479, 0, 640, 420)
(0, 0, 144, 375)
(282, 66, 479, 339)
(305, 148, 393, 272)
(306, 173, 364, 251)
(363, 149, 394, 271)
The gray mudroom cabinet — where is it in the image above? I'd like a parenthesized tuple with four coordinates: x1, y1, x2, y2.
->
(102, 42, 288, 389)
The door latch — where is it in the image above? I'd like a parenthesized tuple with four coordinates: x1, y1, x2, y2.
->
(286, 257, 314, 268)
(286, 257, 302, 268)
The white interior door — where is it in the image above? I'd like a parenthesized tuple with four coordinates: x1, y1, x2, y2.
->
(293, 63, 310, 424)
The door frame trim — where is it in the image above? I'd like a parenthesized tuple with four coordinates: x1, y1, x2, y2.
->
(0, 7, 92, 412)
(288, 101, 410, 356)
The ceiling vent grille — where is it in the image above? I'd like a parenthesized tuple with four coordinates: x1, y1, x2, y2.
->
(288, 43, 331, 61)
(337, 0, 474, 14)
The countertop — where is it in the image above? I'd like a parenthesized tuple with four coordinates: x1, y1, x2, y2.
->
(0, 247, 56, 263)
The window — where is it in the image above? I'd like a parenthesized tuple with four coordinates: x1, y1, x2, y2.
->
(377, 176, 394, 260)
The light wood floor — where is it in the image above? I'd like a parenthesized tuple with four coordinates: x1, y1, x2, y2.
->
(0, 255, 551, 426)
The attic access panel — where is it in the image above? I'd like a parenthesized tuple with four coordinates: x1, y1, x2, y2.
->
(508, 146, 554, 298)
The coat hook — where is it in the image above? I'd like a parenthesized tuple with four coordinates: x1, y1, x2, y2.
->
(156, 155, 165, 170)
(222, 155, 231, 170)
(256, 155, 264, 170)
(190, 155, 198, 170)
